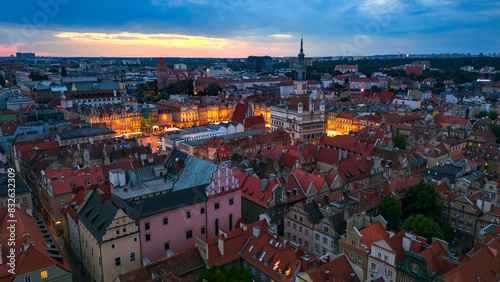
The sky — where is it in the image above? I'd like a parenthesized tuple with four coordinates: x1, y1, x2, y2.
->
(1, 0, 499, 58)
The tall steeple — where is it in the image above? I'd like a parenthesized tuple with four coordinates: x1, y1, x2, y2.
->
(295, 36, 306, 81)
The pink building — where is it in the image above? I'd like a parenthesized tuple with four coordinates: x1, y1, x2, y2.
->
(115, 161, 241, 264)
(206, 162, 242, 237)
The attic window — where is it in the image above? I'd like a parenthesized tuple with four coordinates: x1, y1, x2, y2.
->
(71, 181, 77, 188)
(86, 178, 91, 186)
(98, 176, 103, 183)
(429, 266, 436, 275)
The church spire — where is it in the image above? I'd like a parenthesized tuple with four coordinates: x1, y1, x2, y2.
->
(295, 36, 306, 81)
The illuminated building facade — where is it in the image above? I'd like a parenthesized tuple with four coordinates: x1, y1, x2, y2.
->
(270, 95, 325, 145)
(206, 103, 236, 123)
(86, 105, 141, 136)
(251, 102, 271, 128)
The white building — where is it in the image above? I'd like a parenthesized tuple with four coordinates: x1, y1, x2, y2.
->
(270, 95, 326, 144)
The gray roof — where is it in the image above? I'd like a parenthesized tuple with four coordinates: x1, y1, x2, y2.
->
(0, 173, 31, 197)
(183, 130, 265, 147)
(458, 171, 485, 184)
(303, 202, 323, 225)
(77, 190, 119, 243)
(58, 127, 115, 140)
(73, 81, 120, 91)
(113, 148, 217, 200)
(114, 185, 208, 219)
(424, 164, 463, 181)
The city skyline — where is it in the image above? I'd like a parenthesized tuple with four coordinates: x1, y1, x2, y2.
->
(1, 0, 499, 58)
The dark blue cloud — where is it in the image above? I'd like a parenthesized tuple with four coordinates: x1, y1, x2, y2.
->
(2, 0, 499, 55)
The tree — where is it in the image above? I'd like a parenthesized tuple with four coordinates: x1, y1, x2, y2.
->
(61, 67, 68, 77)
(377, 196, 402, 231)
(371, 86, 381, 93)
(206, 83, 220, 96)
(475, 111, 488, 118)
(403, 180, 442, 221)
(0, 74, 5, 86)
(29, 71, 49, 81)
(333, 82, 344, 89)
(393, 134, 407, 150)
(488, 123, 500, 143)
(402, 214, 444, 242)
(202, 264, 252, 282)
(488, 111, 499, 120)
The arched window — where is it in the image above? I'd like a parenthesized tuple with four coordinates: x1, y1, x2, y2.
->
(215, 219, 220, 236)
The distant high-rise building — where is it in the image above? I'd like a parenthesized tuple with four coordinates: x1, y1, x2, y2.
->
(246, 56, 273, 71)
(15, 52, 35, 59)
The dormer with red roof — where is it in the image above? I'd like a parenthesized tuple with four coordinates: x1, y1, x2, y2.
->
(241, 171, 305, 235)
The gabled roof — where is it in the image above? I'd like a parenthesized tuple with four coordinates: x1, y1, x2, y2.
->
(241, 225, 313, 281)
(359, 221, 389, 251)
(434, 115, 469, 126)
(118, 247, 204, 281)
(338, 157, 373, 183)
(0, 205, 71, 279)
(440, 238, 500, 281)
(43, 166, 104, 196)
(77, 190, 120, 243)
(115, 185, 208, 219)
(305, 254, 361, 281)
(206, 220, 269, 266)
(231, 102, 248, 123)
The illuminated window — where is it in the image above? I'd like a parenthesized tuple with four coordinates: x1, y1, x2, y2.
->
(41, 271, 48, 279)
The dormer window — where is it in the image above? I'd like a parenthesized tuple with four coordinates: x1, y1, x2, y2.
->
(98, 176, 103, 183)
(86, 178, 91, 186)
(71, 181, 77, 188)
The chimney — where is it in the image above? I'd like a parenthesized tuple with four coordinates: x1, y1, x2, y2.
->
(261, 179, 268, 192)
(253, 225, 261, 238)
(175, 158, 184, 175)
(113, 89, 117, 97)
(218, 237, 224, 257)
(320, 170, 325, 177)
(269, 174, 276, 181)
(100, 191, 110, 203)
(338, 149, 343, 162)
(245, 168, 254, 177)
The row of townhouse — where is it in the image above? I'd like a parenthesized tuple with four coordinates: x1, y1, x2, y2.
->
(60, 148, 242, 281)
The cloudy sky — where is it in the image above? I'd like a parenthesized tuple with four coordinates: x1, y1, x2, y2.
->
(1, 0, 499, 57)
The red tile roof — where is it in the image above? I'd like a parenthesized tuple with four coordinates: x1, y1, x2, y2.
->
(231, 103, 248, 123)
(305, 254, 361, 281)
(244, 115, 265, 128)
(43, 166, 104, 195)
(434, 115, 469, 126)
(440, 238, 500, 281)
(359, 221, 389, 252)
(118, 247, 202, 282)
(338, 157, 373, 183)
(240, 225, 314, 281)
(0, 205, 71, 279)
(206, 220, 269, 266)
